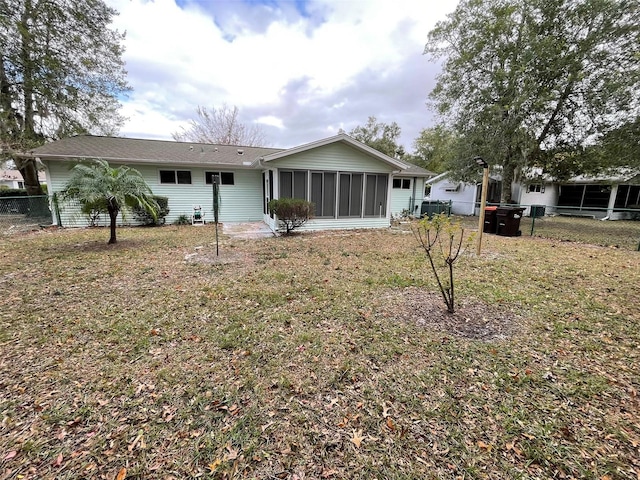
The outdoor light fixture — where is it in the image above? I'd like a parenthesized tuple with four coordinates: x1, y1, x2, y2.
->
(475, 156, 488, 168)
(475, 156, 490, 255)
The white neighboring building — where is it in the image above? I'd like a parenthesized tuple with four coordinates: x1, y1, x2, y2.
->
(426, 172, 502, 216)
(0, 170, 46, 189)
(426, 168, 640, 219)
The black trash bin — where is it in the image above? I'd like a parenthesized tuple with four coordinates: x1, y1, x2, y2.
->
(496, 207, 525, 236)
(483, 206, 498, 233)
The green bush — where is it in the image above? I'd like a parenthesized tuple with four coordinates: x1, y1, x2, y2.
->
(133, 195, 169, 226)
(174, 214, 190, 225)
(268, 198, 314, 234)
(0, 189, 28, 198)
(80, 198, 108, 226)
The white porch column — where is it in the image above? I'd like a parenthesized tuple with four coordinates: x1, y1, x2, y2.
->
(606, 184, 618, 219)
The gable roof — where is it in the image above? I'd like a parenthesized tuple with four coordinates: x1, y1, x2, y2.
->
(394, 160, 436, 178)
(260, 133, 414, 171)
(28, 135, 283, 168)
(26, 133, 434, 177)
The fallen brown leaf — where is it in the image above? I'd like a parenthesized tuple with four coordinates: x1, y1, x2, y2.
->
(351, 429, 364, 448)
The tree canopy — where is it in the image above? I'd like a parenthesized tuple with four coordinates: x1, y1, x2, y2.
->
(411, 125, 457, 174)
(348, 116, 404, 158)
(172, 105, 269, 146)
(0, 0, 130, 195)
(426, 0, 640, 201)
(61, 160, 157, 244)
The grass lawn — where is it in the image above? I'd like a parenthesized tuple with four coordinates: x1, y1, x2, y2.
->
(1, 222, 639, 479)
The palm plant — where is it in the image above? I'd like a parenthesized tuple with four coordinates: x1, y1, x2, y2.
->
(61, 160, 158, 244)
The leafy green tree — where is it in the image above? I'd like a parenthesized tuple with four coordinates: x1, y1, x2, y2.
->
(0, 0, 129, 195)
(574, 117, 640, 176)
(426, 0, 640, 202)
(61, 160, 158, 244)
(411, 125, 458, 173)
(348, 116, 404, 158)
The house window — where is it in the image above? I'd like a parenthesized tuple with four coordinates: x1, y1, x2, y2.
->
(311, 172, 336, 217)
(528, 184, 545, 193)
(393, 178, 411, 189)
(160, 170, 192, 184)
(615, 185, 640, 208)
(583, 185, 611, 208)
(338, 173, 363, 217)
(558, 185, 584, 207)
(17, 181, 24, 189)
(205, 171, 234, 185)
(279, 170, 307, 199)
(559, 184, 610, 209)
(364, 174, 388, 216)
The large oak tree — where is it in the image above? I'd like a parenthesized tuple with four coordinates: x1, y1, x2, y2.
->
(0, 0, 129, 195)
(426, 0, 640, 202)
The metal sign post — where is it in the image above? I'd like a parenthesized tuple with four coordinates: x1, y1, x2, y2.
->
(212, 175, 220, 256)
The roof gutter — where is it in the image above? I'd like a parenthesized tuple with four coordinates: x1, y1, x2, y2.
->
(30, 154, 258, 169)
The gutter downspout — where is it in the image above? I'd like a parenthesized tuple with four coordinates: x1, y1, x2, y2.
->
(411, 176, 418, 216)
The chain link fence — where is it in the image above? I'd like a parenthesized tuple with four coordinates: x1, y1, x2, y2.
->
(425, 200, 640, 251)
(0, 195, 54, 235)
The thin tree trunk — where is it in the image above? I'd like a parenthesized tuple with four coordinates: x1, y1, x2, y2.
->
(108, 208, 118, 244)
(447, 260, 455, 313)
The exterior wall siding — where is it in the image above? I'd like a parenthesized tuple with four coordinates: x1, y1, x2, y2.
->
(267, 143, 396, 173)
(519, 184, 558, 216)
(430, 180, 477, 215)
(389, 177, 426, 218)
(45, 160, 262, 226)
(292, 217, 389, 232)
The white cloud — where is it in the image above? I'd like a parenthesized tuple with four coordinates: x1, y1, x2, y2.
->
(256, 116, 285, 129)
(108, 0, 459, 149)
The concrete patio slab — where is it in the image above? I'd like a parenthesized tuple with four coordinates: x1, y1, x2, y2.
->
(222, 221, 275, 239)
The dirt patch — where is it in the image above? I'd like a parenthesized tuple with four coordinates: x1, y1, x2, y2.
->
(375, 287, 521, 341)
(183, 247, 253, 266)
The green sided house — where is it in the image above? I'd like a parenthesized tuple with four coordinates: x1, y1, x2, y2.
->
(28, 133, 433, 232)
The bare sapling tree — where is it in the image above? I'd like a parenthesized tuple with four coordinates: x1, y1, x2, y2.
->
(412, 213, 475, 313)
(172, 105, 268, 146)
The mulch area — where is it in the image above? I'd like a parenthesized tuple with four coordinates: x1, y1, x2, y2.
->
(375, 287, 521, 341)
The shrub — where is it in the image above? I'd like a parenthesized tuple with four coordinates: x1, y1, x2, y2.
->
(268, 198, 314, 234)
(412, 213, 475, 313)
(133, 195, 169, 226)
(0, 189, 28, 198)
(80, 198, 107, 226)
(174, 214, 190, 225)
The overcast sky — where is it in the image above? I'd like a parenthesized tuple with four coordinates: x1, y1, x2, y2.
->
(108, 0, 459, 151)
